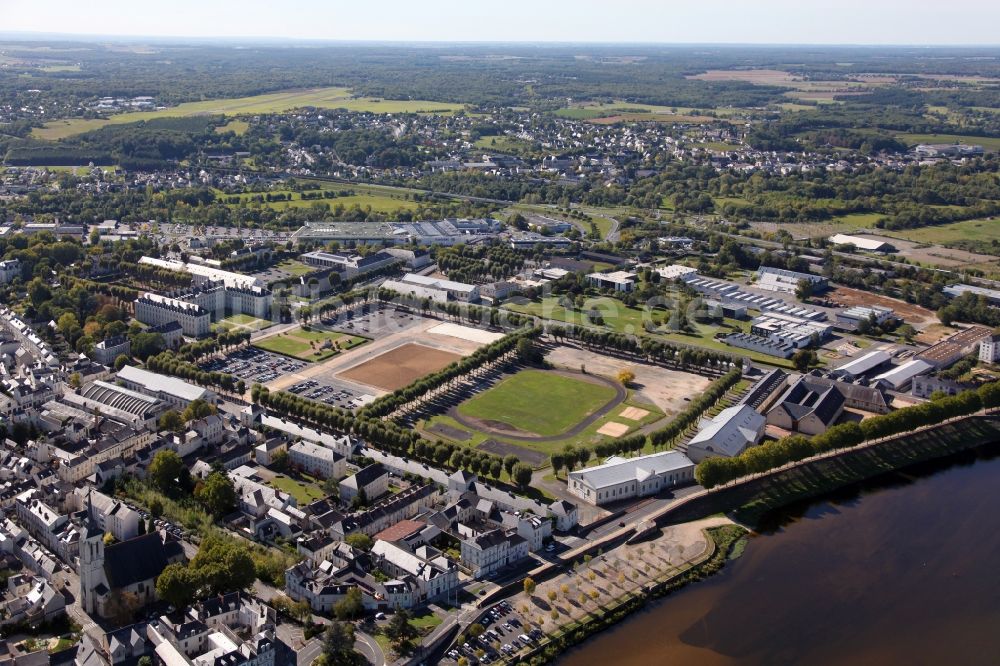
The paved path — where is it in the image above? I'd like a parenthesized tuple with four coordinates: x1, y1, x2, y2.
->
(446, 369, 627, 443)
(356, 630, 386, 666)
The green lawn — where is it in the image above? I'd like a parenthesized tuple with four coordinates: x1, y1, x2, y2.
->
(503, 296, 798, 369)
(216, 119, 249, 135)
(214, 313, 273, 333)
(423, 391, 663, 458)
(474, 135, 534, 155)
(504, 295, 653, 335)
(220, 185, 421, 215)
(254, 327, 367, 362)
(273, 259, 315, 276)
(457, 369, 617, 437)
(268, 474, 327, 504)
(409, 611, 443, 634)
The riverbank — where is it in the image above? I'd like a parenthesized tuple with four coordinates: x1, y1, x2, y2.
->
(556, 443, 1000, 666)
(660, 414, 1000, 526)
(506, 520, 747, 666)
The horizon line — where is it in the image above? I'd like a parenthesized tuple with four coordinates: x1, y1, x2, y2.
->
(2, 30, 1000, 49)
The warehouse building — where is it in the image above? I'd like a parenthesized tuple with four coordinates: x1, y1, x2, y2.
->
(871, 359, 934, 391)
(755, 267, 828, 294)
(828, 234, 895, 253)
(830, 350, 893, 380)
(687, 404, 766, 463)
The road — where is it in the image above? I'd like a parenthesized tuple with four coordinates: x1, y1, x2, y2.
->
(355, 631, 385, 666)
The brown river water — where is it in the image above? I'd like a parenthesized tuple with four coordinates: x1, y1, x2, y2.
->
(558, 444, 1000, 666)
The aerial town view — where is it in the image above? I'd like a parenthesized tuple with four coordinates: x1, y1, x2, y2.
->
(1, 1, 1000, 665)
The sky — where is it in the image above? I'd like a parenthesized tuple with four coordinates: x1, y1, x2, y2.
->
(3, 0, 1000, 45)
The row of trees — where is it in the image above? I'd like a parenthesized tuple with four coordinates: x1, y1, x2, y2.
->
(360, 327, 543, 418)
(146, 350, 246, 394)
(374, 288, 533, 330)
(176, 329, 252, 362)
(250, 385, 539, 488)
(546, 323, 737, 373)
(695, 381, 1000, 489)
(649, 369, 742, 448)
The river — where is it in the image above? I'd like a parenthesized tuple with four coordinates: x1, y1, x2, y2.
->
(558, 444, 1000, 666)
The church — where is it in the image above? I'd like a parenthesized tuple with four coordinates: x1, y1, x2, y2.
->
(79, 521, 186, 619)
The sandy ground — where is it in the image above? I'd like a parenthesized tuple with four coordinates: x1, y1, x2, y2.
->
(339, 343, 462, 391)
(619, 406, 649, 421)
(546, 346, 712, 417)
(853, 233, 998, 269)
(426, 322, 505, 344)
(827, 285, 937, 326)
(596, 422, 629, 437)
(506, 516, 734, 638)
(263, 316, 485, 395)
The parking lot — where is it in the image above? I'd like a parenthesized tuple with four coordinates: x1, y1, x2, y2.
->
(322, 304, 427, 339)
(200, 346, 306, 384)
(443, 600, 544, 665)
(286, 377, 375, 410)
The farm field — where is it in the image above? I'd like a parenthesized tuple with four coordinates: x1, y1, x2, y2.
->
(254, 327, 367, 362)
(894, 132, 1000, 153)
(877, 217, 1000, 245)
(338, 343, 462, 391)
(219, 183, 422, 214)
(556, 101, 744, 121)
(749, 212, 886, 239)
(456, 369, 617, 437)
(32, 86, 464, 140)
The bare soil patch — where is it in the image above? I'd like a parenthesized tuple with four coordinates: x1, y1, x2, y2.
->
(338, 343, 461, 391)
(619, 406, 650, 421)
(545, 346, 712, 416)
(427, 422, 471, 442)
(827, 285, 937, 326)
(476, 439, 548, 467)
(597, 422, 630, 437)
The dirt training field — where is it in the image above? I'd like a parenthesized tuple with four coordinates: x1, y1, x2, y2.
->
(338, 343, 461, 391)
(827, 285, 937, 326)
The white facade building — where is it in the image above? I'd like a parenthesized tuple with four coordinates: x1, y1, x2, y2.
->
(135, 293, 211, 338)
(567, 450, 695, 506)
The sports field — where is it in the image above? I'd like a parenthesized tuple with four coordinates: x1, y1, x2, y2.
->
(33, 87, 465, 140)
(339, 343, 462, 391)
(456, 369, 617, 437)
(254, 327, 367, 362)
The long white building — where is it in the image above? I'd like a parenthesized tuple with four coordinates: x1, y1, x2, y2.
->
(116, 365, 216, 409)
(382, 273, 479, 303)
(567, 450, 695, 506)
